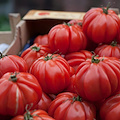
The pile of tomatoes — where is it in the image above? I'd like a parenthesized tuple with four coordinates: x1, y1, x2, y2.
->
(0, 5, 120, 120)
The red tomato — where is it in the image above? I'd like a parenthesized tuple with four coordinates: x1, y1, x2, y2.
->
(0, 72, 42, 116)
(48, 92, 96, 120)
(48, 23, 87, 54)
(34, 34, 49, 45)
(74, 56, 120, 102)
(33, 92, 52, 112)
(82, 7, 120, 44)
(21, 43, 51, 70)
(100, 92, 120, 120)
(65, 50, 93, 72)
(95, 41, 120, 59)
(12, 109, 55, 120)
(0, 53, 28, 78)
(29, 54, 71, 94)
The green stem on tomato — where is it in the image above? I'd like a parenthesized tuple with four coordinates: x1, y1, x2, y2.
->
(44, 54, 53, 61)
(72, 96, 82, 104)
(9, 72, 19, 82)
(31, 46, 40, 51)
(63, 22, 72, 26)
(91, 55, 100, 64)
(102, 2, 111, 14)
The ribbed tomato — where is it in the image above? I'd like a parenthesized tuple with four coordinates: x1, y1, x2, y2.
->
(48, 92, 96, 120)
(29, 54, 71, 94)
(100, 92, 120, 120)
(12, 109, 55, 120)
(75, 56, 120, 102)
(0, 72, 42, 116)
(82, 6, 120, 44)
(0, 53, 28, 78)
(21, 43, 51, 70)
(48, 23, 87, 54)
(95, 41, 120, 59)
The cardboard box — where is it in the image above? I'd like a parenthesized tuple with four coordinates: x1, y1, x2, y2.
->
(3, 9, 120, 55)
(3, 10, 86, 55)
(0, 13, 21, 54)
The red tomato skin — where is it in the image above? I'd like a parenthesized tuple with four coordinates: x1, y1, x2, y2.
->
(21, 43, 51, 70)
(0, 72, 42, 116)
(65, 50, 92, 72)
(82, 8, 120, 44)
(100, 93, 120, 120)
(34, 34, 49, 45)
(95, 43, 120, 59)
(0, 55, 28, 78)
(75, 57, 120, 102)
(48, 24, 87, 54)
(65, 74, 77, 93)
(29, 54, 71, 94)
(11, 109, 55, 120)
(48, 92, 96, 120)
(33, 92, 52, 112)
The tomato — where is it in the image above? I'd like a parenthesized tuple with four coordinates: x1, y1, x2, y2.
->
(0, 53, 28, 78)
(21, 43, 51, 70)
(48, 92, 96, 120)
(34, 34, 49, 45)
(82, 7, 120, 44)
(29, 54, 71, 94)
(74, 56, 120, 102)
(33, 92, 52, 112)
(12, 109, 55, 120)
(95, 40, 120, 59)
(65, 50, 93, 72)
(48, 23, 87, 54)
(100, 92, 120, 120)
(0, 72, 42, 116)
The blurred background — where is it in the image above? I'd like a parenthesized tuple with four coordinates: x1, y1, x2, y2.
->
(0, 0, 119, 31)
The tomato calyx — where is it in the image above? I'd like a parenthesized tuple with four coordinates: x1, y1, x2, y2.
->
(44, 54, 53, 61)
(102, 2, 111, 14)
(24, 104, 35, 120)
(24, 104, 43, 120)
(72, 96, 82, 103)
(31, 46, 40, 51)
(63, 22, 72, 26)
(9, 72, 19, 82)
(110, 40, 117, 46)
(91, 55, 100, 64)
(44, 53, 59, 61)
